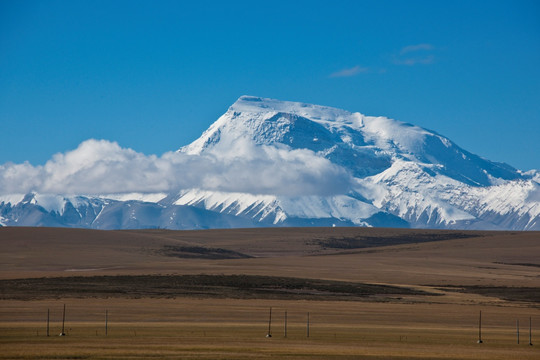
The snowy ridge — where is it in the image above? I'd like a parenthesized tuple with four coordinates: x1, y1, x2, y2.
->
(363, 160, 476, 226)
(173, 188, 380, 226)
(0, 193, 93, 216)
(0, 194, 26, 206)
(174, 189, 283, 223)
(277, 195, 379, 225)
(229, 95, 363, 125)
(363, 159, 539, 229)
(452, 180, 540, 230)
(98, 192, 168, 203)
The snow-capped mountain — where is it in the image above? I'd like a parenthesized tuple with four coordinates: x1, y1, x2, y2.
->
(1, 96, 538, 230)
(0, 193, 259, 229)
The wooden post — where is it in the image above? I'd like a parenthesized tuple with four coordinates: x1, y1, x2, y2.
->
(105, 310, 108, 336)
(47, 308, 50, 337)
(266, 307, 272, 337)
(307, 312, 310, 338)
(517, 319, 520, 344)
(60, 304, 66, 336)
(477, 311, 483, 344)
(530, 317, 533, 346)
(284, 310, 287, 338)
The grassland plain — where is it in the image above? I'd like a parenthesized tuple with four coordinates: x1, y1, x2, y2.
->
(0, 227, 539, 359)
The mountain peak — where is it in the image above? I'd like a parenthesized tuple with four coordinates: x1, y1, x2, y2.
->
(229, 95, 364, 126)
(180, 96, 368, 156)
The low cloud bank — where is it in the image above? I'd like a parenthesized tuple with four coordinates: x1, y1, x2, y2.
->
(0, 139, 353, 197)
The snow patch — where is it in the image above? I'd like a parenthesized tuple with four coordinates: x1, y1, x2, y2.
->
(175, 189, 379, 226)
(0, 194, 25, 206)
(32, 194, 68, 214)
(229, 95, 359, 125)
(99, 192, 168, 203)
(175, 189, 282, 222)
(278, 195, 379, 225)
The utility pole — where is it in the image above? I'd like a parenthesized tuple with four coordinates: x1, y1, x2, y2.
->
(266, 307, 272, 338)
(307, 312, 310, 338)
(477, 311, 483, 344)
(60, 304, 66, 336)
(284, 310, 287, 338)
(530, 317, 533, 346)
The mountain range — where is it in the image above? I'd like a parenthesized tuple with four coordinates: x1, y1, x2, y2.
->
(1, 96, 539, 230)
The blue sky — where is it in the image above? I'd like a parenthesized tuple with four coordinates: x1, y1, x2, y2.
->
(1, 0, 539, 170)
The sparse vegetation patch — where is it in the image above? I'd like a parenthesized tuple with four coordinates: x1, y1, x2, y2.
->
(0, 274, 433, 301)
(158, 245, 252, 259)
(494, 262, 540, 268)
(312, 232, 478, 250)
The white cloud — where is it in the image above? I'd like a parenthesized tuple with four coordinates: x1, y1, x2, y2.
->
(400, 43, 434, 55)
(394, 43, 435, 66)
(0, 139, 353, 197)
(394, 55, 435, 66)
(202, 138, 353, 196)
(329, 65, 369, 78)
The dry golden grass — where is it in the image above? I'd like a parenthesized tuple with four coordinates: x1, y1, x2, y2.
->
(1, 298, 539, 359)
(0, 299, 539, 359)
(1, 227, 539, 359)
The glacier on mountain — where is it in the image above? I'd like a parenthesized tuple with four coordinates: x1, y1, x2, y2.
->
(0, 95, 538, 230)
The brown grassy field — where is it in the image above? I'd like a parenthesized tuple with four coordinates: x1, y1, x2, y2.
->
(0, 226, 539, 359)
